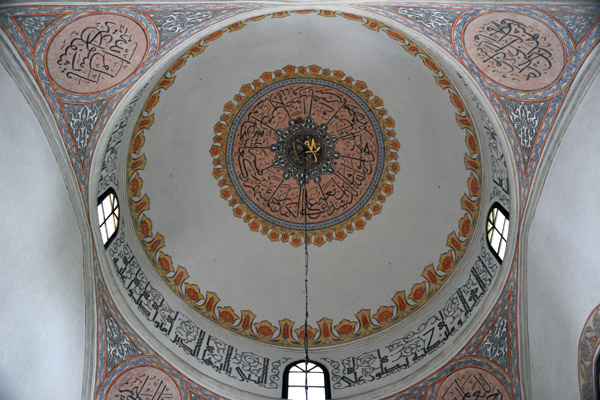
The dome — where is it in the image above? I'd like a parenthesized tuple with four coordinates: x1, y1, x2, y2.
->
(95, 8, 513, 398)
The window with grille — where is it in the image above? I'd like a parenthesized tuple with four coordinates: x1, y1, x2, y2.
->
(98, 189, 119, 245)
(487, 203, 509, 261)
(283, 361, 330, 400)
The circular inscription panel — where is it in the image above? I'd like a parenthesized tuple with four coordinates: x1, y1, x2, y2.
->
(463, 11, 565, 92)
(105, 365, 182, 400)
(212, 65, 400, 246)
(228, 78, 382, 230)
(435, 366, 511, 400)
(46, 13, 148, 94)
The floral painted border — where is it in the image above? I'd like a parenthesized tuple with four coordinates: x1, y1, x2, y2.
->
(578, 303, 600, 400)
(126, 10, 482, 347)
(211, 64, 399, 246)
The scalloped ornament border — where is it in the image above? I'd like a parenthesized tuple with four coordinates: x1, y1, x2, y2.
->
(212, 64, 399, 247)
(126, 10, 482, 347)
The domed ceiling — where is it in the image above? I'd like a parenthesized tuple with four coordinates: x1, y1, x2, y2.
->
(4, 1, 599, 398)
(125, 10, 484, 348)
(72, 6, 522, 398)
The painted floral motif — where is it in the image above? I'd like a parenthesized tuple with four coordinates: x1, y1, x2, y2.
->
(578, 304, 600, 400)
(127, 10, 482, 347)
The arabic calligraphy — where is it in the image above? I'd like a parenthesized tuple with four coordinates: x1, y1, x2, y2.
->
(106, 365, 182, 400)
(436, 367, 511, 400)
(464, 12, 565, 91)
(300, 137, 321, 164)
(229, 78, 382, 227)
(47, 13, 148, 94)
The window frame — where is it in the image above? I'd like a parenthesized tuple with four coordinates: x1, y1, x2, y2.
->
(98, 188, 120, 247)
(486, 202, 510, 263)
(282, 360, 331, 400)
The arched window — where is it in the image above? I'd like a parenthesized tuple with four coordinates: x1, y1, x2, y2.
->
(98, 189, 120, 246)
(487, 203, 509, 261)
(283, 360, 330, 400)
(595, 349, 600, 400)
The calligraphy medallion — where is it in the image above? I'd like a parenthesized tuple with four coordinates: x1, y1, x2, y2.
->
(213, 66, 400, 245)
(435, 366, 511, 400)
(46, 13, 148, 94)
(105, 365, 183, 400)
(272, 117, 340, 184)
(463, 11, 565, 92)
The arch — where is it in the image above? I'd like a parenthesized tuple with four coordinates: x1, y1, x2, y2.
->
(578, 304, 600, 400)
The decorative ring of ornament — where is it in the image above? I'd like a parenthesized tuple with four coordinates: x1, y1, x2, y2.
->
(127, 10, 482, 347)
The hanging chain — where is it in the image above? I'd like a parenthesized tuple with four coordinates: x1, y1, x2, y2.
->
(303, 159, 310, 400)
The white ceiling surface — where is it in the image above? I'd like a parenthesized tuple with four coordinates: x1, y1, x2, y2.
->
(0, 63, 85, 400)
(527, 70, 600, 399)
(137, 14, 472, 326)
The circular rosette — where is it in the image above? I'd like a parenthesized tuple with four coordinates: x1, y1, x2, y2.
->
(211, 65, 400, 246)
(269, 117, 340, 185)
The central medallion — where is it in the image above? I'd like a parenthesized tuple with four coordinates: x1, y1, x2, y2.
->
(212, 65, 400, 246)
(272, 117, 340, 185)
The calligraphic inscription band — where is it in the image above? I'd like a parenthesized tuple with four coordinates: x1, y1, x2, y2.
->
(46, 13, 148, 94)
(435, 366, 511, 400)
(463, 12, 565, 92)
(105, 365, 183, 400)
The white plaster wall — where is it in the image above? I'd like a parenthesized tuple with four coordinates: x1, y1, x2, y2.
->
(0, 63, 85, 399)
(527, 70, 600, 399)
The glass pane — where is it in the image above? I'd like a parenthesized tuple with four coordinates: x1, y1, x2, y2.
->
(307, 387, 326, 400)
(502, 219, 509, 237)
(499, 239, 506, 259)
(287, 387, 326, 400)
(112, 214, 119, 230)
(290, 365, 304, 373)
(102, 197, 112, 219)
(111, 193, 118, 209)
(495, 211, 506, 230)
(97, 204, 105, 224)
(100, 225, 108, 243)
(490, 229, 501, 250)
(305, 362, 318, 371)
(288, 372, 306, 386)
(287, 386, 307, 400)
(106, 216, 116, 237)
(307, 372, 324, 386)
(114, 206, 120, 218)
